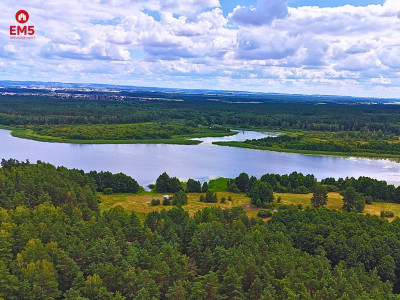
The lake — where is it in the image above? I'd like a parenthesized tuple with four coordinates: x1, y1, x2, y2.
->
(1, 129, 400, 187)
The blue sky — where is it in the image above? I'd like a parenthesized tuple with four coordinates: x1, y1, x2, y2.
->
(0, 0, 399, 97)
(220, 0, 384, 15)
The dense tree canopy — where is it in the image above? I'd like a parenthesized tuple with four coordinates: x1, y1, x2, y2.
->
(89, 171, 139, 194)
(1, 161, 400, 298)
(155, 172, 183, 193)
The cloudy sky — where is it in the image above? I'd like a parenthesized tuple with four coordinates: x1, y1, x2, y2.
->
(1, 0, 400, 97)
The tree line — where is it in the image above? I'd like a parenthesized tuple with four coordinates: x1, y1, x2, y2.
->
(3, 96, 400, 137)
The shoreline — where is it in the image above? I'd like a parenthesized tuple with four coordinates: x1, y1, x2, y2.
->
(0, 125, 237, 145)
(1, 124, 400, 160)
(213, 141, 400, 161)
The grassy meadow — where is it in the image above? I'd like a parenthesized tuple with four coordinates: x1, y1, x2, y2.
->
(99, 189, 400, 222)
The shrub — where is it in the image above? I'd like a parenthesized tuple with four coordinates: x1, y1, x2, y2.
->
(324, 185, 339, 193)
(258, 209, 272, 218)
(220, 197, 226, 203)
(228, 196, 232, 201)
(365, 195, 373, 205)
(163, 198, 171, 206)
(294, 186, 310, 194)
(199, 195, 205, 202)
(151, 199, 160, 206)
(263, 202, 276, 209)
(173, 190, 188, 206)
(204, 191, 218, 203)
(103, 188, 113, 195)
(380, 211, 395, 218)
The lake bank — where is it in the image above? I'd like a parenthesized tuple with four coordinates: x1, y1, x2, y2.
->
(213, 141, 400, 160)
(1, 128, 400, 187)
(0, 125, 237, 145)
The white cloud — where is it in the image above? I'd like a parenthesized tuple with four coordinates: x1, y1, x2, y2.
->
(0, 0, 399, 97)
(230, 0, 289, 26)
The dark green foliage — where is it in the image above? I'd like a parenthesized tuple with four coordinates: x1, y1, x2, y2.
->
(260, 172, 316, 194)
(311, 184, 328, 208)
(103, 187, 113, 195)
(322, 176, 398, 203)
(220, 197, 226, 203)
(268, 207, 400, 289)
(162, 198, 171, 206)
(155, 172, 183, 193)
(186, 179, 202, 193)
(381, 211, 395, 218)
(201, 182, 208, 193)
(248, 180, 274, 207)
(0, 161, 399, 298)
(0, 194, 396, 299)
(204, 191, 218, 203)
(227, 181, 240, 193)
(199, 195, 205, 202)
(89, 170, 140, 194)
(257, 209, 272, 218)
(342, 186, 365, 212)
(232, 173, 250, 192)
(151, 199, 161, 206)
(172, 190, 188, 206)
(0, 159, 99, 212)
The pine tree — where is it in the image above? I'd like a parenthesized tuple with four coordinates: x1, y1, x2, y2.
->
(311, 184, 328, 208)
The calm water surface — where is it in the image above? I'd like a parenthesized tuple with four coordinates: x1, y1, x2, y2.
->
(1, 129, 400, 187)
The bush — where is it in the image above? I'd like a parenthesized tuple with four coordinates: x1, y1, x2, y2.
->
(258, 209, 273, 218)
(199, 195, 205, 202)
(103, 188, 113, 195)
(163, 198, 171, 206)
(204, 191, 218, 203)
(220, 197, 226, 203)
(228, 181, 241, 193)
(276, 196, 281, 203)
(380, 211, 395, 218)
(186, 179, 202, 193)
(172, 190, 188, 206)
(263, 202, 276, 209)
(278, 205, 290, 210)
(228, 196, 232, 201)
(365, 195, 373, 205)
(151, 199, 160, 206)
(324, 184, 339, 193)
(294, 186, 310, 194)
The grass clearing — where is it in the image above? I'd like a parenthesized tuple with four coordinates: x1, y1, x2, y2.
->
(99, 191, 259, 221)
(100, 191, 400, 222)
(276, 192, 400, 221)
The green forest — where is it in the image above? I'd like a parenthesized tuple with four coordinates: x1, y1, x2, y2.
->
(2, 160, 400, 299)
(1, 95, 400, 156)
